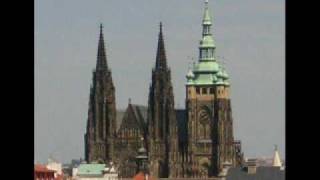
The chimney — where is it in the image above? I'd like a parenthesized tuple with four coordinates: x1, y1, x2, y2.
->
(246, 159, 257, 174)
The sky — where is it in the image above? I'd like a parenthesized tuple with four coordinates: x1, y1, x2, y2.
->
(35, 0, 285, 164)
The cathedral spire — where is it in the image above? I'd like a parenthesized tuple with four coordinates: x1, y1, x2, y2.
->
(155, 22, 167, 70)
(96, 23, 107, 70)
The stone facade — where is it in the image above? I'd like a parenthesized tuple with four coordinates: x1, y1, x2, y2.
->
(84, 1, 243, 178)
(146, 23, 179, 178)
(84, 24, 117, 164)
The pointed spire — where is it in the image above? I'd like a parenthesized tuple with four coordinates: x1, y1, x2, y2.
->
(96, 23, 107, 70)
(203, 0, 212, 26)
(272, 145, 282, 167)
(155, 22, 167, 70)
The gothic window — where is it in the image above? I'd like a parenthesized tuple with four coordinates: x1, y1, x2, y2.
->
(199, 107, 211, 140)
(206, 124, 210, 139)
(199, 125, 204, 138)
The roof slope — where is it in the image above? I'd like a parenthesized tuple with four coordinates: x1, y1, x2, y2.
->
(117, 104, 148, 133)
(226, 167, 285, 180)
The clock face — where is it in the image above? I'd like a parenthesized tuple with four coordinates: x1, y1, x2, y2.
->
(199, 108, 210, 125)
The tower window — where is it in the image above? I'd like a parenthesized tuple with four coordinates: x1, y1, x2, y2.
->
(210, 88, 214, 94)
(196, 87, 200, 94)
(202, 88, 207, 94)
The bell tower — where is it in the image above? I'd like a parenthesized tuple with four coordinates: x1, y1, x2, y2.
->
(85, 24, 117, 164)
(185, 0, 236, 177)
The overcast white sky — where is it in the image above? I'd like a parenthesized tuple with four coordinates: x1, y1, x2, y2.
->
(35, 0, 285, 163)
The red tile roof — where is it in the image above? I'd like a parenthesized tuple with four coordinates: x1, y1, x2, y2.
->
(133, 172, 156, 180)
(34, 164, 56, 173)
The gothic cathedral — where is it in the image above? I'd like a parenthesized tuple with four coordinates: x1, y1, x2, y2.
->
(85, 0, 244, 178)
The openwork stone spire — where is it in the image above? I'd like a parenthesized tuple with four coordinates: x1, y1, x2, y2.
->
(155, 22, 167, 70)
(85, 24, 116, 164)
(147, 22, 177, 178)
(97, 23, 107, 70)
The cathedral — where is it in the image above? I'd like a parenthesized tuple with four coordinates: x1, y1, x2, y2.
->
(84, 0, 244, 178)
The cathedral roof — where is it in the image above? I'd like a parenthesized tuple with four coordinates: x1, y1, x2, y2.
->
(116, 107, 188, 143)
(116, 111, 125, 130)
(116, 104, 148, 131)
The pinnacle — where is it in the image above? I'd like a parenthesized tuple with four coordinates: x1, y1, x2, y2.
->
(96, 24, 107, 70)
(155, 22, 167, 70)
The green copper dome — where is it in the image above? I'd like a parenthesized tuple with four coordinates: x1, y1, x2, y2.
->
(193, 74, 215, 85)
(200, 36, 215, 48)
(193, 61, 219, 73)
(186, 69, 195, 85)
(212, 74, 218, 82)
(217, 68, 223, 78)
(222, 70, 229, 80)
(215, 77, 224, 85)
(186, 69, 195, 78)
(185, 0, 231, 86)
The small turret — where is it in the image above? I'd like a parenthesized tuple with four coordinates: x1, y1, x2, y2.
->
(136, 137, 149, 174)
(186, 63, 195, 84)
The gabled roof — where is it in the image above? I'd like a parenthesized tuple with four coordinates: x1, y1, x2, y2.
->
(226, 167, 285, 180)
(116, 110, 125, 130)
(116, 106, 187, 142)
(132, 104, 148, 124)
(117, 104, 148, 133)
